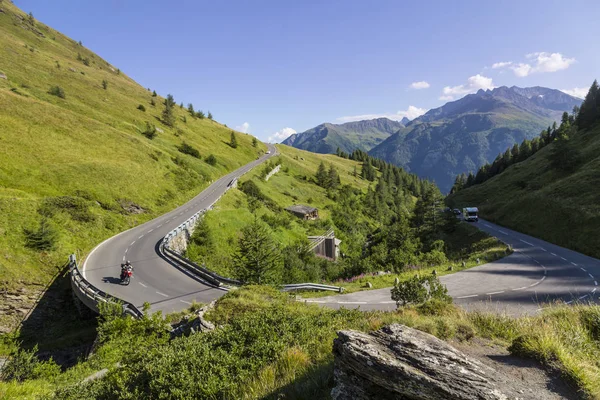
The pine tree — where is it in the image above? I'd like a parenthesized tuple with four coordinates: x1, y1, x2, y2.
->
(510, 143, 519, 161)
(252, 137, 258, 147)
(101, 80, 108, 90)
(162, 94, 176, 127)
(518, 140, 532, 162)
(233, 219, 282, 284)
(196, 110, 205, 119)
(576, 80, 599, 130)
(327, 165, 340, 189)
(207, 111, 213, 120)
(316, 162, 328, 187)
(152, 90, 157, 97)
(188, 103, 195, 116)
(229, 131, 238, 148)
(27, 12, 35, 26)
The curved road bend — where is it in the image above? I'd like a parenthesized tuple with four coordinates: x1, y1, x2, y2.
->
(83, 144, 277, 314)
(307, 219, 600, 316)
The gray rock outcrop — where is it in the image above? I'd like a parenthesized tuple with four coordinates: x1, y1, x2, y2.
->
(332, 324, 540, 400)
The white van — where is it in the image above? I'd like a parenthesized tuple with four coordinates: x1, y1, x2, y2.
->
(463, 207, 479, 222)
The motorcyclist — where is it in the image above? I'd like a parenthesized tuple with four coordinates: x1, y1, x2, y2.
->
(121, 261, 133, 280)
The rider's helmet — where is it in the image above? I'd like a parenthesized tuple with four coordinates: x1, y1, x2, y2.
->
(126, 260, 131, 265)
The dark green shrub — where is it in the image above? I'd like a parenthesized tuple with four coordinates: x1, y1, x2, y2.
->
(101, 79, 108, 89)
(205, 154, 217, 166)
(142, 122, 157, 139)
(48, 85, 65, 98)
(391, 274, 451, 307)
(137, 104, 146, 112)
(177, 142, 200, 158)
(23, 219, 59, 251)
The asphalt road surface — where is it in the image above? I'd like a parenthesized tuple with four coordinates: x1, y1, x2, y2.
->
(83, 144, 277, 314)
(305, 219, 600, 316)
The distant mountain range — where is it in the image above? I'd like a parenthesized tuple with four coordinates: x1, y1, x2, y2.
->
(283, 86, 581, 192)
(282, 117, 408, 154)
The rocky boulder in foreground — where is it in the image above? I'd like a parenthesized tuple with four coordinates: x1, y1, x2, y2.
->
(332, 324, 538, 400)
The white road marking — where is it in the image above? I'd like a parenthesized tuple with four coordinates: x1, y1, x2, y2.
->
(571, 262, 578, 266)
(486, 291, 505, 295)
(130, 241, 136, 246)
(456, 295, 478, 299)
(180, 300, 192, 305)
(305, 300, 325, 303)
(550, 252, 558, 257)
(156, 291, 169, 297)
(138, 235, 144, 239)
(147, 229, 154, 233)
(122, 256, 126, 262)
(595, 281, 598, 286)
(483, 223, 492, 228)
(589, 274, 595, 279)
(540, 248, 547, 252)
(560, 257, 567, 261)
(579, 294, 589, 300)
(138, 282, 147, 288)
(337, 301, 367, 304)
(593, 288, 597, 293)
(511, 286, 528, 291)
(499, 230, 509, 235)
(581, 268, 587, 272)
(125, 248, 128, 254)
(379, 301, 396, 304)
(520, 239, 534, 246)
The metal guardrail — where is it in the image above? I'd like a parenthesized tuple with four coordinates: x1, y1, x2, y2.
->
(69, 254, 143, 318)
(281, 283, 344, 293)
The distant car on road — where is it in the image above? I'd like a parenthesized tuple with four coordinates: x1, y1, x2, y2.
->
(463, 207, 479, 222)
(266, 150, 271, 154)
(453, 208, 461, 215)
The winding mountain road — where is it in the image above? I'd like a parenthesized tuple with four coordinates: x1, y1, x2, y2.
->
(83, 147, 599, 317)
(306, 219, 600, 316)
(82, 144, 277, 314)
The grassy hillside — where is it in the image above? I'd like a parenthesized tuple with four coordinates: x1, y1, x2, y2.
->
(188, 144, 372, 277)
(448, 123, 600, 258)
(0, 2, 266, 290)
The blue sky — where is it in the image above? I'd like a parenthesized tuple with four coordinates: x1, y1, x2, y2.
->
(16, 0, 600, 142)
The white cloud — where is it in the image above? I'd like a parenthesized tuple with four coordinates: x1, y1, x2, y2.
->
(561, 87, 587, 99)
(527, 52, 575, 73)
(409, 81, 430, 90)
(441, 74, 495, 100)
(510, 63, 533, 77)
(491, 52, 575, 77)
(268, 127, 296, 143)
(336, 105, 427, 123)
(235, 122, 250, 133)
(492, 61, 512, 69)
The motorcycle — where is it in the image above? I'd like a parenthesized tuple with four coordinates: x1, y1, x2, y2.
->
(120, 264, 133, 285)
